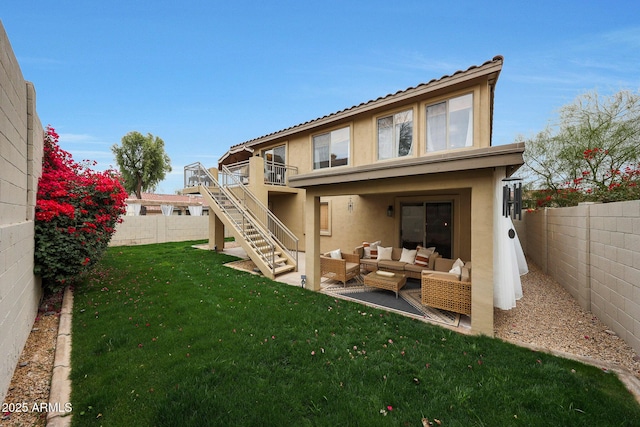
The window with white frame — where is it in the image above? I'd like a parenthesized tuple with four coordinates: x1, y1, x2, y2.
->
(313, 126, 350, 169)
(426, 93, 473, 152)
(377, 109, 413, 160)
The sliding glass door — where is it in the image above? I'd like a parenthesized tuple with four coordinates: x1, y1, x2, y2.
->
(400, 202, 452, 258)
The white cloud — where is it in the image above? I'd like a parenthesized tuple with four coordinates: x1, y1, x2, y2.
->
(58, 133, 112, 146)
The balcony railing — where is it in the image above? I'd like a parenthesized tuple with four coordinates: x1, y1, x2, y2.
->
(215, 160, 298, 186)
(264, 162, 298, 186)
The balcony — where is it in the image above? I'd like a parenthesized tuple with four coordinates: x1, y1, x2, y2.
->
(224, 160, 298, 187)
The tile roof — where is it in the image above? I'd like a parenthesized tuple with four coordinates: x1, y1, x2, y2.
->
(126, 193, 204, 205)
(227, 55, 503, 153)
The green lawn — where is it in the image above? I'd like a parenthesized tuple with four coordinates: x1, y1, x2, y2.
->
(70, 241, 640, 426)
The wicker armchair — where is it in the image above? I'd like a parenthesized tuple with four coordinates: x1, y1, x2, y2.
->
(421, 270, 472, 316)
(320, 252, 361, 286)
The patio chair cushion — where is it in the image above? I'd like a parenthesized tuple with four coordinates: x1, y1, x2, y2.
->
(404, 262, 427, 274)
(378, 260, 406, 270)
(359, 258, 378, 269)
(434, 257, 456, 273)
(461, 262, 472, 282)
(426, 271, 461, 281)
(345, 262, 360, 275)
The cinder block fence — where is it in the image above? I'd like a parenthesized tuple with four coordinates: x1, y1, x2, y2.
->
(518, 201, 640, 355)
(0, 22, 44, 403)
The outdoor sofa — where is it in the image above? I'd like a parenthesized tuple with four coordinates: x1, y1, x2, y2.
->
(354, 244, 440, 279)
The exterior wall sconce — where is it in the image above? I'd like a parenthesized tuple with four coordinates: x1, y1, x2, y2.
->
(502, 177, 523, 220)
(387, 205, 394, 217)
(347, 197, 354, 213)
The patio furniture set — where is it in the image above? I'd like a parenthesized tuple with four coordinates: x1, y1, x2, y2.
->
(320, 243, 472, 316)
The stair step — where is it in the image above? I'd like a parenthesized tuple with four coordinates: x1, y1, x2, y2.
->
(274, 264, 295, 275)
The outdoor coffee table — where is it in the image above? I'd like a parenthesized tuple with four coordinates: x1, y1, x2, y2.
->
(363, 271, 406, 298)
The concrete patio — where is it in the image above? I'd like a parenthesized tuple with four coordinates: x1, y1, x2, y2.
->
(220, 243, 472, 331)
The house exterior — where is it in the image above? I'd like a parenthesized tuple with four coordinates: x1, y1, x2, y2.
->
(125, 192, 208, 216)
(188, 55, 525, 335)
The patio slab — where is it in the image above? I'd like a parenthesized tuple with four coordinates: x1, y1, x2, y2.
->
(219, 244, 471, 330)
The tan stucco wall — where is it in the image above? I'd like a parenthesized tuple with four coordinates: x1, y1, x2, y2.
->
(109, 216, 209, 246)
(0, 22, 44, 403)
(230, 67, 502, 336)
(302, 168, 496, 335)
(259, 79, 494, 178)
(521, 201, 640, 355)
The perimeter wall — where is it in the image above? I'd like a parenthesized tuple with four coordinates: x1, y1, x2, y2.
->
(109, 215, 209, 246)
(517, 201, 640, 355)
(0, 22, 44, 403)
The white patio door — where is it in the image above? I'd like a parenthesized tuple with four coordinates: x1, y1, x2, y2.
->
(400, 202, 452, 258)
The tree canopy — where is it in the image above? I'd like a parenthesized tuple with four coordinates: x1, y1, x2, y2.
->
(520, 90, 640, 207)
(112, 131, 172, 199)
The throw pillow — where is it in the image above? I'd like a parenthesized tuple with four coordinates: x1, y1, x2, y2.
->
(448, 258, 465, 278)
(370, 240, 381, 258)
(363, 247, 372, 259)
(329, 249, 342, 259)
(376, 246, 393, 261)
(414, 246, 436, 266)
(399, 248, 417, 264)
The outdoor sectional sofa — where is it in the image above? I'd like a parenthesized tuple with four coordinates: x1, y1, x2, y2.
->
(353, 244, 472, 316)
(353, 245, 441, 279)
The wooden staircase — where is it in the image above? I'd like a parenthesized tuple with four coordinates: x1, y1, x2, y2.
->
(184, 163, 297, 279)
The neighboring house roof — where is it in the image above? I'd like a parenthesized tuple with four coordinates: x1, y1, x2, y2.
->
(220, 55, 504, 161)
(126, 193, 206, 207)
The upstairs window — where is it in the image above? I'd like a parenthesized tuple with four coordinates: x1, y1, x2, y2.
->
(377, 109, 413, 160)
(426, 93, 473, 152)
(313, 126, 350, 169)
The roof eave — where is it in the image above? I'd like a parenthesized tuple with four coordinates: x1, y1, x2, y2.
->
(235, 56, 504, 150)
(288, 142, 524, 188)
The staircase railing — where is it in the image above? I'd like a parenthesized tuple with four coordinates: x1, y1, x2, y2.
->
(220, 164, 298, 268)
(184, 162, 278, 276)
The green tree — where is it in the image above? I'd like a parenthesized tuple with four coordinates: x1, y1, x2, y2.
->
(520, 90, 640, 207)
(112, 131, 172, 199)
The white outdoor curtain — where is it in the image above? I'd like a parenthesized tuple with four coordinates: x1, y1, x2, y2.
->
(126, 203, 141, 216)
(188, 205, 203, 216)
(493, 168, 528, 310)
(160, 204, 174, 216)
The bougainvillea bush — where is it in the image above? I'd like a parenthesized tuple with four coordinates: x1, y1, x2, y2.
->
(530, 148, 640, 209)
(34, 126, 127, 292)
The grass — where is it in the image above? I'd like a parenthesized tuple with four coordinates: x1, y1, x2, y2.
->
(70, 241, 640, 426)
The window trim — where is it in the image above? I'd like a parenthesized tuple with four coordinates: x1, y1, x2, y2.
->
(376, 107, 415, 161)
(425, 92, 474, 153)
(312, 125, 351, 170)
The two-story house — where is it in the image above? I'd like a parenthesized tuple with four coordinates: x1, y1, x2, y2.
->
(184, 55, 525, 335)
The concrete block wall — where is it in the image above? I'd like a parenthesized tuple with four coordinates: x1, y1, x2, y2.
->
(589, 201, 640, 353)
(520, 209, 547, 272)
(0, 22, 44, 403)
(109, 215, 209, 246)
(546, 205, 591, 310)
(521, 200, 640, 355)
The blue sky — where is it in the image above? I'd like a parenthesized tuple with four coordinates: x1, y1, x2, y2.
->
(3, 1, 639, 193)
